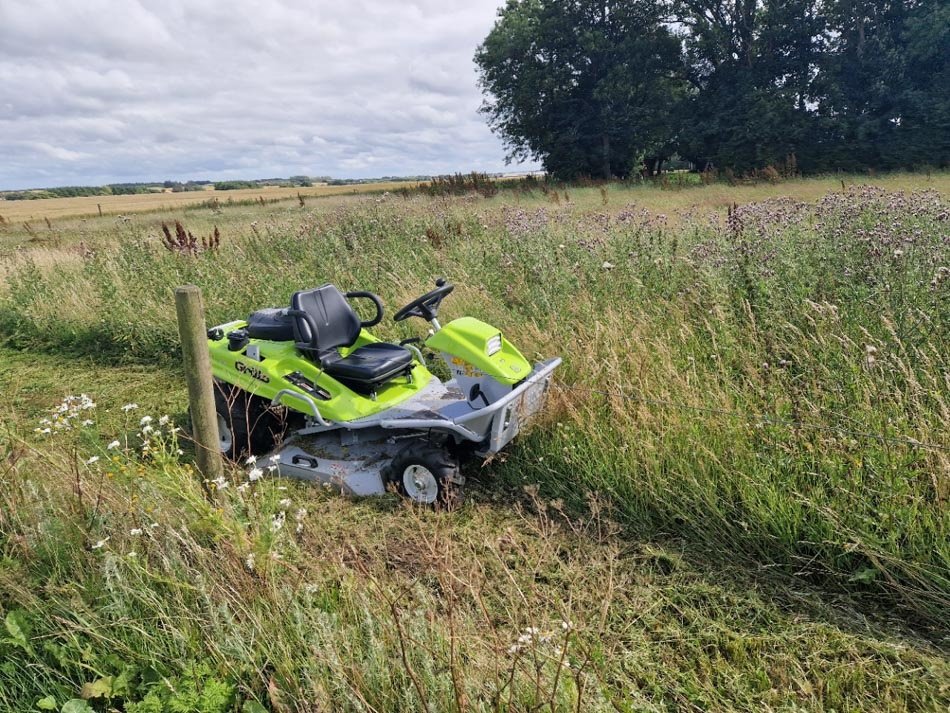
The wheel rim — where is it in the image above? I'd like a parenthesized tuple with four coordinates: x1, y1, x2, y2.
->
(216, 413, 233, 453)
(402, 464, 438, 504)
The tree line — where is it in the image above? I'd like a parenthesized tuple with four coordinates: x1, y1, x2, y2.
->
(0, 184, 156, 200)
(475, 0, 949, 179)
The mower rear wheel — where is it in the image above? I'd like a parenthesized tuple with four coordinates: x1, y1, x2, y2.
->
(385, 442, 463, 508)
(210, 381, 284, 461)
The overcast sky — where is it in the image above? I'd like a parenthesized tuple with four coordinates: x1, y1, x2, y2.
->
(0, 0, 534, 190)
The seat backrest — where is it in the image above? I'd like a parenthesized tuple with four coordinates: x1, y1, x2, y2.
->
(291, 284, 362, 354)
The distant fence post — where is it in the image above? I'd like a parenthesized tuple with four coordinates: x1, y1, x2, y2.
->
(174, 285, 223, 489)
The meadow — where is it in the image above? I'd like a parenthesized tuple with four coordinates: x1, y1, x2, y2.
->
(0, 173, 948, 711)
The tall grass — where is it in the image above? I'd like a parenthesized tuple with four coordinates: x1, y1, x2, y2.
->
(1, 183, 947, 633)
(1, 399, 947, 711)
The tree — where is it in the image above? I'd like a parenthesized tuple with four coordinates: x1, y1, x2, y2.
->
(674, 1, 829, 172)
(475, 0, 685, 179)
(898, 1, 950, 168)
(822, 0, 949, 170)
(675, 0, 949, 172)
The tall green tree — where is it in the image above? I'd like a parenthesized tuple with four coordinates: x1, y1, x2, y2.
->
(475, 0, 685, 179)
(899, 1, 950, 167)
(823, 0, 949, 169)
(674, 1, 829, 172)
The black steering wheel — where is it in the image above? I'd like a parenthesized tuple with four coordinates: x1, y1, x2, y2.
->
(393, 278, 454, 323)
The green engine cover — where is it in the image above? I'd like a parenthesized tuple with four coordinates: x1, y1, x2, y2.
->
(424, 317, 531, 385)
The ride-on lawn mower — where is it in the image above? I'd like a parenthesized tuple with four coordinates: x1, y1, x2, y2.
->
(205, 279, 561, 505)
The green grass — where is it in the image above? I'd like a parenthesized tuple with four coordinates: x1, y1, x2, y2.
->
(1, 174, 948, 711)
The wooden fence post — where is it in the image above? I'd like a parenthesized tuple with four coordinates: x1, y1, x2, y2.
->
(174, 285, 223, 486)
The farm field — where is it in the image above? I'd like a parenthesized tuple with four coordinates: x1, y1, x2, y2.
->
(0, 180, 424, 223)
(1, 173, 948, 711)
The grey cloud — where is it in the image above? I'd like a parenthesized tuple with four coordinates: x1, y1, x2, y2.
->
(0, 0, 531, 189)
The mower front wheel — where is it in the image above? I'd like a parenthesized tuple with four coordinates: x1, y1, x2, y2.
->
(209, 381, 285, 461)
(385, 442, 463, 509)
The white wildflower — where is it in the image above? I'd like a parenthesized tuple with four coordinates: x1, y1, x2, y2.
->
(81, 419, 94, 427)
(140, 415, 153, 426)
(211, 475, 229, 491)
(294, 507, 307, 534)
(91, 537, 109, 550)
(237, 483, 250, 493)
(107, 440, 121, 450)
(561, 620, 573, 631)
(248, 467, 264, 482)
(127, 551, 138, 558)
(158, 415, 170, 426)
(602, 261, 615, 269)
(245, 553, 255, 571)
(121, 403, 138, 412)
(279, 498, 292, 509)
(266, 465, 278, 474)
(85, 456, 99, 465)
(130, 528, 143, 536)
(245, 455, 257, 465)
(141, 424, 153, 435)
(269, 454, 281, 463)
(271, 511, 286, 532)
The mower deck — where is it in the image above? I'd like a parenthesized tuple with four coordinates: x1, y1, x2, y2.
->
(268, 357, 561, 496)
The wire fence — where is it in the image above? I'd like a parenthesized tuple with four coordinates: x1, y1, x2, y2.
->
(550, 382, 950, 453)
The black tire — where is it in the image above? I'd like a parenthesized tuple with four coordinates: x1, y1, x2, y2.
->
(210, 381, 285, 461)
(384, 441, 463, 508)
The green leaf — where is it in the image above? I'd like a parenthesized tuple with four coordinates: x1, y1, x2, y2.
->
(60, 701, 94, 713)
(36, 697, 57, 711)
(111, 667, 136, 697)
(4, 610, 34, 655)
(80, 676, 113, 700)
(243, 702, 268, 713)
(849, 567, 879, 584)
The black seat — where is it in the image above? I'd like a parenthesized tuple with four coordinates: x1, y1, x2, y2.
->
(246, 308, 295, 341)
(288, 284, 413, 393)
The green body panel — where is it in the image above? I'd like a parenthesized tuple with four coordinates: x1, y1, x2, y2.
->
(425, 317, 531, 385)
(209, 320, 432, 422)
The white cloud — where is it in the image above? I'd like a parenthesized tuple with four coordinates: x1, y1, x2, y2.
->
(0, 0, 533, 189)
(28, 142, 90, 162)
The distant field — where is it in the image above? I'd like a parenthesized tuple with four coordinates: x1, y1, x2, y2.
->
(0, 180, 422, 221)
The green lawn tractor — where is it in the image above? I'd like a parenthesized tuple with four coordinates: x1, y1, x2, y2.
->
(205, 279, 561, 506)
